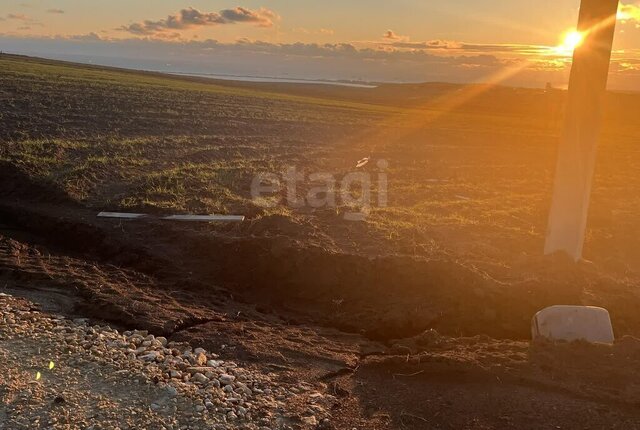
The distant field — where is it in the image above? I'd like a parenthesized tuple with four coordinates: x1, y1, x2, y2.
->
(3, 53, 640, 271)
(0, 55, 390, 214)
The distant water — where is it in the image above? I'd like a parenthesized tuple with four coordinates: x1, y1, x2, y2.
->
(163, 71, 378, 89)
(0, 50, 379, 88)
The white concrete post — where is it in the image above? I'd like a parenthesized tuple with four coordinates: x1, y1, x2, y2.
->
(544, 0, 620, 261)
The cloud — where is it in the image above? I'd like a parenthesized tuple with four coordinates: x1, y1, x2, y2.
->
(47, 9, 65, 14)
(220, 7, 276, 26)
(611, 58, 640, 72)
(293, 27, 334, 36)
(383, 30, 409, 42)
(618, 3, 640, 27)
(0, 32, 513, 70)
(5, 12, 43, 26)
(7, 13, 30, 20)
(378, 38, 548, 57)
(7, 30, 640, 89)
(66, 32, 103, 41)
(119, 6, 278, 36)
(387, 39, 458, 49)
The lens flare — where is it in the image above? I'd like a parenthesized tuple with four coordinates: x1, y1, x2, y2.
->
(554, 30, 584, 56)
(563, 30, 584, 51)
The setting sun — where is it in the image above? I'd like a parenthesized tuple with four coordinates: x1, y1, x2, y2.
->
(563, 30, 585, 52)
(552, 29, 585, 56)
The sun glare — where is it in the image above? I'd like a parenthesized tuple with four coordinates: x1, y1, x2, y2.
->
(554, 30, 584, 56)
(563, 30, 584, 51)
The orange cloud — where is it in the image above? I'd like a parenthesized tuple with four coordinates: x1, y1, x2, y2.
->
(7, 13, 30, 21)
(118, 6, 278, 36)
(5, 13, 43, 27)
(383, 30, 409, 42)
(618, 3, 640, 24)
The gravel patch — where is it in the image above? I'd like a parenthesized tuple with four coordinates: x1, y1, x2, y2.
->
(0, 293, 332, 429)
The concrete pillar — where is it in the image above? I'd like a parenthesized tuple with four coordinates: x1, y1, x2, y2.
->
(544, 0, 619, 261)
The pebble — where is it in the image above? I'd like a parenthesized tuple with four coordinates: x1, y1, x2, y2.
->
(195, 353, 207, 366)
(139, 351, 161, 362)
(219, 374, 235, 385)
(302, 416, 318, 426)
(192, 373, 208, 384)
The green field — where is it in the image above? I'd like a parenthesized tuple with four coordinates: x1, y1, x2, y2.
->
(3, 53, 640, 270)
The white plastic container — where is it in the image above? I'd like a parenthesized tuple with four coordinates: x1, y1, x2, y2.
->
(531, 305, 614, 344)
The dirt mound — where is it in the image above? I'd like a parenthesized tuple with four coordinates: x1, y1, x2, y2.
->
(0, 162, 74, 205)
(383, 329, 640, 407)
(0, 164, 637, 344)
(0, 192, 617, 342)
(163, 226, 594, 340)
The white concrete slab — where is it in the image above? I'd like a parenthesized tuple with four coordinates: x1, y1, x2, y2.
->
(531, 305, 614, 344)
(161, 215, 245, 222)
(97, 212, 148, 219)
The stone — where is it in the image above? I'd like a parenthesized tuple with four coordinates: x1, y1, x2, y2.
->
(186, 367, 215, 375)
(219, 374, 235, 385)
(302, 416, 317, 426)
(235, 382, 252, 396)
(207, 360, 223, 368)
(309, 393, 324, 402)
(140, 351, 161, 362)
(194, 353, 207, 366)
(192, 373, 209, 384)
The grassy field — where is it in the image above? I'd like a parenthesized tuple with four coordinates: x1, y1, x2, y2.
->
(3, 53, 640, 272)
(0, 55, 391, 214)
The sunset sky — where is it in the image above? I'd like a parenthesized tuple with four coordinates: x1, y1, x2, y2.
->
(2, 1, 640, 89)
